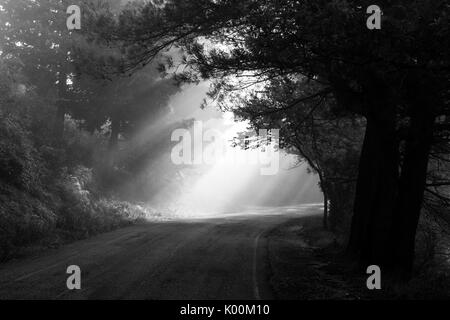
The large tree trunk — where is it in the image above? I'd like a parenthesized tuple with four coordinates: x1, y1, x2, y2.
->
(347, 70, 438, 279)
(392, 115, 434, 279)
(346, 113, 400, 270)
(345, 73, 401, 271)
(391, 77, 437, 280)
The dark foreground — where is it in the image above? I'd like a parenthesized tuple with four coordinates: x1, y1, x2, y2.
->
(0, 205, 323, 300)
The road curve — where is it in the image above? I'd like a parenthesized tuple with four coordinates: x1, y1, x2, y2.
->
(0, 205, 321, 300)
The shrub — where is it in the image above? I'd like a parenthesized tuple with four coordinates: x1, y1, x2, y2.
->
(0, 184, 57, 261)
(0, 116, 43, 191)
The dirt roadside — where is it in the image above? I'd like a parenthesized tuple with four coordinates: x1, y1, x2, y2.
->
(265, 213, 450, 300)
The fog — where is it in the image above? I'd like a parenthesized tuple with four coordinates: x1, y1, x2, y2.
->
(112, 80, 323, 217)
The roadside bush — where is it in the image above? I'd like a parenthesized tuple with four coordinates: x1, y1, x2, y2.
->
(0, 116, 43, 191)
(57, 166, 123, 238)
(0, 184, 57, 261)
(0, 59, 163, 262)
(0, 161, 163, 261)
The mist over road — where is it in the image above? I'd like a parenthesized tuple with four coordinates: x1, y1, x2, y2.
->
(0, 205, 322, 300)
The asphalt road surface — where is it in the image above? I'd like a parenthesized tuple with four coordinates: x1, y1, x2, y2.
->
(0, 204, 321, 300)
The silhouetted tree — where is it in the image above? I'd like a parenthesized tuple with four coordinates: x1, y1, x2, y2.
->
(109, 0, 450, 279)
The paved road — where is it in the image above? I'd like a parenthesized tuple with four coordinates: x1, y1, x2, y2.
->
(0, 205, 321, 300)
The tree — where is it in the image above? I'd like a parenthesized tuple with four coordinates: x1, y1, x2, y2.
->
(0, 0, 125, 140)
(107, 0, 450, 279)
(0, 0, 75, 138)
(232, 76, 364, 231)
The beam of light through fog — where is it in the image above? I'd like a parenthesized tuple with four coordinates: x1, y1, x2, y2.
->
(124, 82, 323, 217)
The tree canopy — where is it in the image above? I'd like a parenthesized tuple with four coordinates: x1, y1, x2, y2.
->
(106, 0, 450, 279)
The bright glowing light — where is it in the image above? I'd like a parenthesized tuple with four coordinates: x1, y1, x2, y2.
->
(122, 83, 322, 218)
(170, 112, 321, 217)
